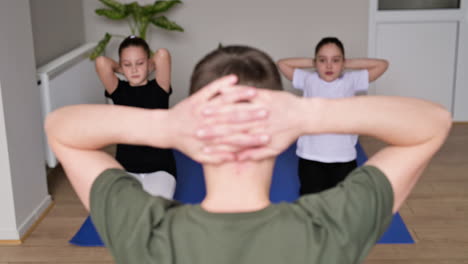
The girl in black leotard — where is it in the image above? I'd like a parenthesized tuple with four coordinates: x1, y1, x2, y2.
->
(95, 36, 177, 198)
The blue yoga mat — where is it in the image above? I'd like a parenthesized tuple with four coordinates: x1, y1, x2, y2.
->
(70, 142, 414, 246)
(356, 143, 414, 244)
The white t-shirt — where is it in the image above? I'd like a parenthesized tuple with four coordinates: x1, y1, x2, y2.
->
(293, 69, 369, 163)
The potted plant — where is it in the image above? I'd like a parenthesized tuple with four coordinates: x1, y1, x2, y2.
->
(89, 0, 184, 59)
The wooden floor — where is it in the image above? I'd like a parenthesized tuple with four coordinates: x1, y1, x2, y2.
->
(0, 124, 466, 264)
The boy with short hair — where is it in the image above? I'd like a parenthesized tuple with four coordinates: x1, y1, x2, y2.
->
(46, 45, 451, 264)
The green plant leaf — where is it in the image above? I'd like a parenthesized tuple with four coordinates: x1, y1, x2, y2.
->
(95, 8, 128, 20)
(150, 16, 184, 32)
(98, 0, 126, 13)
(125, 2, 143, 17)
(139, 17, 150, 40)
(143, 0, 182, 16)
(89, 33, 112, 60)
(125, 2, 144, 32)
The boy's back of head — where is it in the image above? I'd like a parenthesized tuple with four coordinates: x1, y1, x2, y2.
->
(190, 45, 283, 94)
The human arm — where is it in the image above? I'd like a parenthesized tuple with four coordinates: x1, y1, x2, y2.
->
(150, 48, 171, 93)
(344, 58, 389, 82)
(95, 55, 122, 94)
(306, 96, 450, 213)
(46, 103, 191, 211)
(45, 76, 268, 210)
(204, 91, 451, 213)
(276, 57, 315, 81)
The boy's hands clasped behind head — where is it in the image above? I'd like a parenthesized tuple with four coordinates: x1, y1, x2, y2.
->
(193, 76, 311, 162)
(235, 89, 310, 161)
(165, 75, 274, 164)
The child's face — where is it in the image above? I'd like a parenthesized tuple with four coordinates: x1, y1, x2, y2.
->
(120, 46, 150, 86)
(314, 43, 345, 82)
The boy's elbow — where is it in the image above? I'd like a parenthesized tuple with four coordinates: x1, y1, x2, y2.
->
(430, 105, 452, 139)
(44, 112, 57, 144)
(439, 107, 453, 135)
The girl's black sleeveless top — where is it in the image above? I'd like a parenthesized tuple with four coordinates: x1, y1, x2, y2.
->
(105, 79, 177, 176)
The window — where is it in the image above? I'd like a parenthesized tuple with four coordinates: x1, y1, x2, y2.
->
(378, 0, 460, 10)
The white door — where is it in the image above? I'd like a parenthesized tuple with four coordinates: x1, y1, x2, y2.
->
(368, 0, 468, 121)
(375, 22, 457, 110)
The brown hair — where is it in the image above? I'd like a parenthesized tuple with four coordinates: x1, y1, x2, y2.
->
(190, 45, 283, 94)
(315, 37, 345, 58)
(118, 35, 151, 59)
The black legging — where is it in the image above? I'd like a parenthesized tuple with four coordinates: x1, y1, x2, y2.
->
(298, 158, 357, 195)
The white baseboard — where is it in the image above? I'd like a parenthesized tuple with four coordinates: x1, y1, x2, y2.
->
(0, 194, 52, 240)
(0, 228, 21, 240)
(17, 194, 52, 238)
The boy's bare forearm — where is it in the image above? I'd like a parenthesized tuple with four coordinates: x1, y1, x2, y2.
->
(44, 77, 269, 210)
(45, 105, 169, 151)
(44, 104, 166, 211)
(303, 96, 450, 146)
(300, 95, 451, 212)
(233, 91, 447, 162)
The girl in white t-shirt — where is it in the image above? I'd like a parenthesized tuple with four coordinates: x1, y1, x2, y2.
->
(277, 37, 388, 195)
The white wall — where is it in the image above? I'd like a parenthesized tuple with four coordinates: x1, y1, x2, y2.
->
(30, 0, 85, 67)
(0, 82, 17, 238)
(0, 0, 51, 240)
(83, 0, 370, 105)
(454, 3, 468, 121)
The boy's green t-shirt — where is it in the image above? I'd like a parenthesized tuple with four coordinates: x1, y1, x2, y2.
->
(90, 166, 393, 264)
